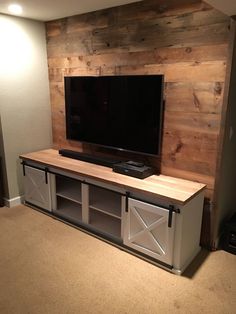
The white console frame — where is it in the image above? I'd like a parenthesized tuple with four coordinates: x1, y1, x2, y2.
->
(21, 152, 205, 275)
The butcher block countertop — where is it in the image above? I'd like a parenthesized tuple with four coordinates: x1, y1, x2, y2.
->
(20, 149, 206, 206)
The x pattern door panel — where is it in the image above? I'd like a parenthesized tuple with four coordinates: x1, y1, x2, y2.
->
(24, 166, 51, 211)
(124, 198, 175, 265)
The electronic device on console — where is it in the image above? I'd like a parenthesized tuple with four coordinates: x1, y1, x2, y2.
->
(112, 161, 155, 179)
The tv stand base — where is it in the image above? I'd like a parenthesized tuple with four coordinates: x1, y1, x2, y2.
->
(20, 149, 206, 274)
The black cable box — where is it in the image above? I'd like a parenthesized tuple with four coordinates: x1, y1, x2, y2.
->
(59, 149, 121, 168)
(112, 162, 155, 179)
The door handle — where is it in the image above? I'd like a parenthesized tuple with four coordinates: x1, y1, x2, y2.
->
(45, 167, 49, 184)
(168, 205, 174, 228)
(125, 192, 130, 212)
(21, 161, 26, 176)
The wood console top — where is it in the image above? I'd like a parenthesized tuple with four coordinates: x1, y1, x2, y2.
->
(20, 149, 206, 205)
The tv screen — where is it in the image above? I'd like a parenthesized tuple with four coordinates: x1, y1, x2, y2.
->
(64, 75, 164, 156)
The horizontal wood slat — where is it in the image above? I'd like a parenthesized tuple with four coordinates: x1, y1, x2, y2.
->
(47, 44, 228, 68)
(91, 22, 229, 55)
(165, 82, 224, 114)
(163, 111, 220, 134)
(45, 1, 211, 38)
(110, 1, 212, 24)
(162, 129, 218, 174)
(47, 22, 229, 57)
(101, 61, 226, 82)
(48, 61, 226, 83)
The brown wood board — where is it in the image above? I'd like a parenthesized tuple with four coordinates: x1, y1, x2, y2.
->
(20, 149, 205, 206)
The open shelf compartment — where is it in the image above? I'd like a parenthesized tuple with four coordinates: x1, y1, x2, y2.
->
(55, 196, 82, 222)
(89, 185, 122, 219)
(56, 175, 82, 204)
(89, 209, 121, 239)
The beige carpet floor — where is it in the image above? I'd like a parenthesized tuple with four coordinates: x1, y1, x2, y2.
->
(0, 205, 235, 314)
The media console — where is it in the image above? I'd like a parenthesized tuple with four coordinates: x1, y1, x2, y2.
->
(20, 149, 206, 274)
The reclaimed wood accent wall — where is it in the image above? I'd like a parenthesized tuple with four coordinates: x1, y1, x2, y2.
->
(46, 0, 230, 246)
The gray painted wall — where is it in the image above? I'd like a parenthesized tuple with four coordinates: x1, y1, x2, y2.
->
(0, 14, 52, 202)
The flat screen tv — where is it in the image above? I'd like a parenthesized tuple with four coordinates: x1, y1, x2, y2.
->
(64, 75, 164, 156)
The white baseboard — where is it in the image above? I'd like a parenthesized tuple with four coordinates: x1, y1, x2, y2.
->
(4, 195, 24, 208)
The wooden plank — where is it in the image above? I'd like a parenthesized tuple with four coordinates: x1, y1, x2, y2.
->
(115, 0, 210, 23)
(160, 61, 226, 82)
(47, 44, 228, 68)
(45, 1, 211, 39)
(69, 6, 228, 37)
(163, 111, 221, 134)
(66, 9, 115, 34)
(92, 22, 229, 54)
(63, 67, 101, 77)
(48, 68, 63, 82)
(49, 82, 65, 107)
(102, 7, 228, 32)
(48, 67, 101, 82)
(51, 113, 66, 140)
(46, 20, 65, 38)
(104, 61, 226, 82)
(115, 0, 203, 24)
(46, 7, 118, 38)
(52, 61, 226, 83)
(20, 149, 206, 205)
(147, 174, 207, 195)
(162, 129, 218, 175)
(162, 130, 218, 155)
(162, 154, 216, 179)
(162, 129, 218, 158)
(47, 14, 229, 58)
(165, 82, 224, 114)
(46, 10, 113, 38)
(47, 31, 94, 57)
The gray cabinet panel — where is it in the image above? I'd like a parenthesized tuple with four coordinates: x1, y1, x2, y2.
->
(124, 198, 175, 265)
(24, 166, 51, 211)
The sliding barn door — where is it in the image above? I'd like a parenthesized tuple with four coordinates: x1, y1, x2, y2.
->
(124, 198, 175, 265)
(24, 165, 51, 211)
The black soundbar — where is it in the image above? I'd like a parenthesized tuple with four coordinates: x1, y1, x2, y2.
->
(59, 149, 121, 168)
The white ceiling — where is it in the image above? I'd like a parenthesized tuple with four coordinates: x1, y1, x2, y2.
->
(0, 0, 142, 21)
(0, 0, 235, 22)
(205, 0, 236, 16)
